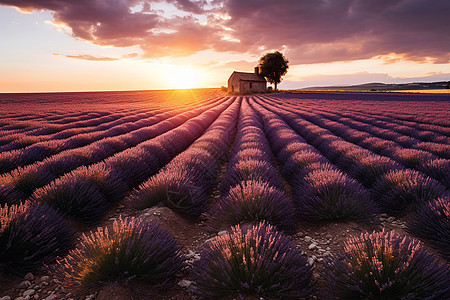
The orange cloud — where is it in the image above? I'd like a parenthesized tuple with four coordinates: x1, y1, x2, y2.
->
(53, 53, 119, 61)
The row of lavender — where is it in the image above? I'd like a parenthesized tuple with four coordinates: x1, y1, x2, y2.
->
(135, 96, 449, 298)
(301, 103, 449, 156)
(256, 96, 449, 256)
(125, 98, 241, 218)
(0, 95, 223, 173)
(269, 95, 449, 186)
(0, 93, 233, 275)
(272, 94, 449, 152)
(0, 110, 152, 153)
(0, 95, 227, 205)
(1, 93, 449, 299)
(186, 95, 449, 298)
(213, 100, 296, 232)
(260, 96, 449, 195)
(277, 92, 450, 127)
(0, 93, 198, 151)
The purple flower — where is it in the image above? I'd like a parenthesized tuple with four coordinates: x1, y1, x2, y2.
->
(0, 201, 75, 275)
(322, 230, 450, 299)
(221, 159, 284, 194)
(214, 180, 296, 233)
(407, 196, 450, 260)
(125, 170, 209, 219)
(191, 222, 313, 298)
(32, 172, 111, 223)
(371, 169, 446, 215)
(293, 168, 377, 222)
(348, 154, 403, 188)
(56, 217, 183, 290)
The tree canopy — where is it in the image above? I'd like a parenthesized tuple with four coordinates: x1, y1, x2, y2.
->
(258, 51, 289, 91)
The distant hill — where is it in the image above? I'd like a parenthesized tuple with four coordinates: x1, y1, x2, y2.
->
(303, 81, 450, 91)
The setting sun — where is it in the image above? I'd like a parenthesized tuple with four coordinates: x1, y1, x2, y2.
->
(165, 64, 203, 89)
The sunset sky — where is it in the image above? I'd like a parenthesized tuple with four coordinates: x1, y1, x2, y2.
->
(1, 0, 449, 92)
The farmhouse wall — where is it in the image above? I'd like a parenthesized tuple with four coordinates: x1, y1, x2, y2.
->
(227, 71, 266, 94)
(239, 81, 266, 94)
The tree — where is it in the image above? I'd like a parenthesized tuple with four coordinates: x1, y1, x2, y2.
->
(258, 51, 289, 91)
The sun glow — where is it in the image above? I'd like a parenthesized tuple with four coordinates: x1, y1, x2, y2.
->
(164, 64, 203, 89)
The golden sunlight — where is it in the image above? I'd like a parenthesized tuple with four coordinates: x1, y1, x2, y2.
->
(164, 64, 203, 89)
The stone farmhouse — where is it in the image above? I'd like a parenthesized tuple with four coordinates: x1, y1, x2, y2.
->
(227, 67, 266, 94)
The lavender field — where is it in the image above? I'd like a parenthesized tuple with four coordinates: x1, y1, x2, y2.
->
(0, 89, 449, 299)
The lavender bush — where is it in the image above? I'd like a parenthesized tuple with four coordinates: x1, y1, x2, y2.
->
(191, 222, 313, 298)
(0, 179, 26, 205)
(0, 202, 75, 275)
(416, 141, 450, 159)
(106, 148, 160, 187)
(32, 173, 110, 223)
(418, 158, 449, 188)
(389, 148, 435, 169)
(9, 166, 54, 196)
(359, 136, 397, 155)
(348, 155, 403, 188)
(172, 148, 219, 185)
(281, 150, 328, 179)
(70, 164, 129, 202)
(56, 217, 183, 289)
(43, 151, 91, 177)
(294, 169, 378, 222)
(228, 148, 269, 167)
(407, 196, 449, 260)
(214, 180, 296, 233)
(322, 230, 450, 299)
(371, 169, 447, 215)
(276, 141, 311, 161)
(126, 171, 209, 219)
(220, 159, 284, 194)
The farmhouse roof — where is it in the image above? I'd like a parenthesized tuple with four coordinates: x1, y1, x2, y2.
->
(230, 71, 266, 82)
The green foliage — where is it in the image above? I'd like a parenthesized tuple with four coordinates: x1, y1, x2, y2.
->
(258, 51, 289, 90)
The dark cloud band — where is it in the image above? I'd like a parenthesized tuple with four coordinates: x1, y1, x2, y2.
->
(2, 0, 449, 64)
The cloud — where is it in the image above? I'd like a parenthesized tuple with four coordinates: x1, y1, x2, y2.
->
(219, 0, 450, 64)
(219, 60, 256, 71)
(3, 0, 450, 64)
(121, 52, 139, 59)
(53, 53, 120, 61)
(53, 52, 140, 61)
(170, 0, 208, 14)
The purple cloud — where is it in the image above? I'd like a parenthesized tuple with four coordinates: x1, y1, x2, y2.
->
(219, 0, 450, 64)
(1, 0, 449, 64)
